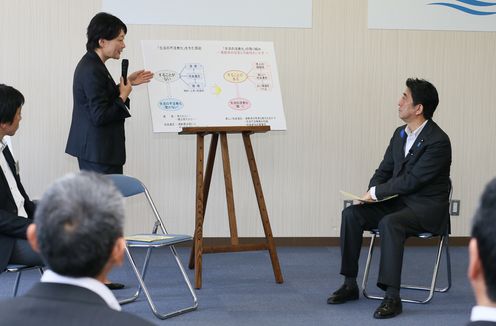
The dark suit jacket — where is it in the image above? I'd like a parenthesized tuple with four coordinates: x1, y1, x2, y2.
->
(65, 51, 131, 166)
(0, 282, 155, 326)
(467, 322, 496, 325)
(369, 119, 451, 235)
(0, 146, 35, 271)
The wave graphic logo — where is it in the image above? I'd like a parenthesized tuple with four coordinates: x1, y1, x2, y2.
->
(429, 0, 496, 15)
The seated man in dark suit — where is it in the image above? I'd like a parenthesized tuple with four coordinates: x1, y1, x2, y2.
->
(0, 172, 155, 325)
(0, 84, 43, 273)
(327, 78, 451, 319)
(467, 178, 496, 325)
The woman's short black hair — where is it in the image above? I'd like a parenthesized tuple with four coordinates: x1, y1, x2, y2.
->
(86, 12, 127, 52)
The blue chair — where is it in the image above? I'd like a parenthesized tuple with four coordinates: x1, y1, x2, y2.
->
(108, 174, 198, 319)
(361, 182, 453, 304)
(5, 264, 43, 297)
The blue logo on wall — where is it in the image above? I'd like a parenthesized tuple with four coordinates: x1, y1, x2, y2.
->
(429, 0, 496, 15)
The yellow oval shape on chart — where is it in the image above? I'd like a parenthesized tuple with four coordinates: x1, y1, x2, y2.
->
(212, 84, 222, 95)
(224, 70, 247, 83)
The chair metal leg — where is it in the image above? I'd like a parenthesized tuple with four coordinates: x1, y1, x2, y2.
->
(399, 235, 445, 303)
(169, 245, 198, 309)
(10, 266, 43, 297)
(362, 233, 452, 304)
(12, 271, 22, 297)
(121, 246, 198, 319)
(443, 237, 452, 292)
(401, 236, 451, 291)
(362, 234, 384, 300)
(434, 235, 451, 293)
(120, 222, 162, 305)
(120, 247, 153, 305)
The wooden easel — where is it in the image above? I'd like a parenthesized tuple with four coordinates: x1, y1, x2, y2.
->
(179, 126, 284, 289)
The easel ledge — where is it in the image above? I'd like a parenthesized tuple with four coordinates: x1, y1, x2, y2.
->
(180, 125, 270, 134)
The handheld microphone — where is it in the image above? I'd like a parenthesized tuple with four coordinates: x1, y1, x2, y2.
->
(121, 59, 129, 85)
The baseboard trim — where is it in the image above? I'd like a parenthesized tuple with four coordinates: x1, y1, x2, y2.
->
(179, 236, 470, 247)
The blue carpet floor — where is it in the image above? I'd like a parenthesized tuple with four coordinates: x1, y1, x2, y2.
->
(0, 246, 473, 325)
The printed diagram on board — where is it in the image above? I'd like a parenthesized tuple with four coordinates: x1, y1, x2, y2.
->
(154, 62, 272, 112)
(224, 62, 272, 111)
(155, 63, 206, 111)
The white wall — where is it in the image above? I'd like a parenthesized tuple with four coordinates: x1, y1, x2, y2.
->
(1, 0, 495, 237)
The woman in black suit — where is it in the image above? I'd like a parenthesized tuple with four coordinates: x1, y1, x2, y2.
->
(65, 12, 153, 289)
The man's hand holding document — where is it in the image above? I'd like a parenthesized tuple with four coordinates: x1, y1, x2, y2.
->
(340, 190, 398, 204)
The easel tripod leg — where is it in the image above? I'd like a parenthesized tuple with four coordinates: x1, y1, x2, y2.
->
(220, 133, 239, 245)
(188, 134, 218, 270)
(242, 133, 284, 284)
(194, 134, 205, 289)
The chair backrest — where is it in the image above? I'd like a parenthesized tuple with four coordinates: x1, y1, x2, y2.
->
(108, 174, 169, 234)
(108, 174, 145, 197)
(446, 178, 453, 235)
(448, 178, 453, 202)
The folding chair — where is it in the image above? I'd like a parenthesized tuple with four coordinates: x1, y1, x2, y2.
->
(361, 182, 453, 304)
(108, 174, 198, 319)
(4, 264, 44, 297)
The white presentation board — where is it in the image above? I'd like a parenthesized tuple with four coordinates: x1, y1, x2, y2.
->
(142, 40, 287, 133)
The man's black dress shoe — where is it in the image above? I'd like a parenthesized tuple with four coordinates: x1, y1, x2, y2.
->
(327, 284, 359, 304)
(373, 296, 402, 319)
(105, 282, 125, 290)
